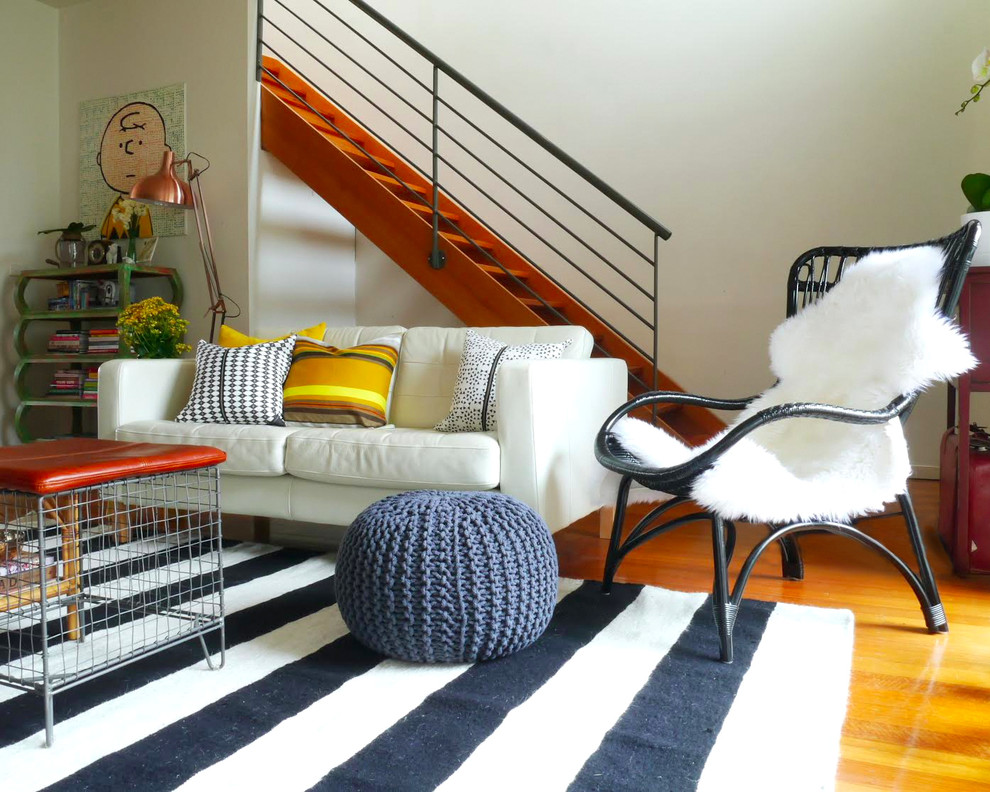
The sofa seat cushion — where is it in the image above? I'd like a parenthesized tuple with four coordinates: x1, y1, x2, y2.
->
(284, 427, 500, 490)
(114, 420, 298, 477)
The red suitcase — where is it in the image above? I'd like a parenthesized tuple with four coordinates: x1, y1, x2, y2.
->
(938, 428, 990, 574)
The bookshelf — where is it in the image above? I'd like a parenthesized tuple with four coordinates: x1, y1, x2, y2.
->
(13, 261, 182, 442)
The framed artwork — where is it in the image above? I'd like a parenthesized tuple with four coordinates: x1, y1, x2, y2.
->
(136, 237, 158, 263)
(79, 84, 187, 240)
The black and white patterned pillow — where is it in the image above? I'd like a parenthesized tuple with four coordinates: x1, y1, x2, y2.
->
(435, 330, 571, 432)
(176, 337, 295, 426)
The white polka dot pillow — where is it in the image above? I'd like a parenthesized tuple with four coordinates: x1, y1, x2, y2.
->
(176, 337, 295, 426)
(435, 330, 571, 432)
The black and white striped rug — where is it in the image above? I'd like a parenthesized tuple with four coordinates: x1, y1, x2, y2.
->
(0, 543, 854, 791)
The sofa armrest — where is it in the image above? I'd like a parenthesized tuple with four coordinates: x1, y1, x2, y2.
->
(497, 358, 627, 533)
(98, 358, 197, 439)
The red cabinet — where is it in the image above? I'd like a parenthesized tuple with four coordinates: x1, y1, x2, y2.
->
(939, 269, 990, 574)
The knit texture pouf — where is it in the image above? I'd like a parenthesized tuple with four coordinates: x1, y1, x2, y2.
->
(336, 490, 559, 663)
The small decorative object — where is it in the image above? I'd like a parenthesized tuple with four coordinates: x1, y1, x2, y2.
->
(117, 296, 191, 359)
(37, 222, 96, 268)
(86, 239, 109, 266)
(101, 281, 120, 307)
(336, 490, 558, 663)
(135, 236, 158, 263)
(106, 243, 119, 264)
(110, 199, 150, 262)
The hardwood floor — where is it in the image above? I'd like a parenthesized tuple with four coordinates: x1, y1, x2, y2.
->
(553, 479, 990, 791)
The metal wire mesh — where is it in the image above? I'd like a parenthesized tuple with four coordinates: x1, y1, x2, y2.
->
(0, 468, 223, 696)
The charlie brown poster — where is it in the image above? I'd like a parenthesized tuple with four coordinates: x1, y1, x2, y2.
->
(79, 83, 186, 239)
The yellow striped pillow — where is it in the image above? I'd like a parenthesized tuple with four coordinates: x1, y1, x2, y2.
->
(283, 335, 401, 427)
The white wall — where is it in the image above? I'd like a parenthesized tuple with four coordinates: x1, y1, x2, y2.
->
(354, 232, 460, 327)
(334, 0, 988, 476)
(58, 0, 255, 346)
(0, 1, 61, 444)
(253, 152, 358, 335)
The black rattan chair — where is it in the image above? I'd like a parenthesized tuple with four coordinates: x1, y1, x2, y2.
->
(595, 221, 981, 662)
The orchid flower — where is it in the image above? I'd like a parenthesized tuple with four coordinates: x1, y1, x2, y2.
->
(958, 46, 990, 115)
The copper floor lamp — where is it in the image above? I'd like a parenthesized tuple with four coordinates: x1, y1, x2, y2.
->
(130, 150, 228, 342)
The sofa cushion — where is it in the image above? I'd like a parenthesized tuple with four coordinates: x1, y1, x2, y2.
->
(323, 326, 406, 348)
(176, 338, 295, 426)
(284, 427, 500, 490)
(283, 335, 402, 427)
(390, 326, 593, 429)
(114, 420, 298, 476)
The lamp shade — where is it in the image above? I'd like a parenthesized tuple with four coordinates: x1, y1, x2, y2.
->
(129, 150, 194, 209)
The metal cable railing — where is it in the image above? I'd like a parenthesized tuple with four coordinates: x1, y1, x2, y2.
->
(256, 0, 671, 393)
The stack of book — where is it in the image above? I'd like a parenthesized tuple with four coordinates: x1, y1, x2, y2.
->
(47, 330, 89, 354)
(47, 369, 86, 397)
(87, 328, 119, 354)
(83, 368, 100, 401)
(47, 280, 101, 311)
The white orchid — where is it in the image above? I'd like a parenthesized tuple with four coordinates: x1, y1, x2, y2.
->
(957, 46, 990, 115)
(973, 47, 990, 82)
(110, 198, 149, 236)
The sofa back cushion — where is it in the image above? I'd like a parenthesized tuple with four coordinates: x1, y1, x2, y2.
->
(391, 326, 593, 429)
(323, 326, 407, 347)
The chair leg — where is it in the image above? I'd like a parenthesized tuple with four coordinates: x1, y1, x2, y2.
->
(773, 528, 805, 580)
(602, 476, 632, 595)
(711, 516, 735, 663)
(724, 520, 737, 565)
(898, 492, 949, 633)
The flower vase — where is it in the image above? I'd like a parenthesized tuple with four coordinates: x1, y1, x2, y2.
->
(126, 235, 138, 263)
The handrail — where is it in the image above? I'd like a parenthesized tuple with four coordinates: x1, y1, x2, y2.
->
(342, 0, 671, 241)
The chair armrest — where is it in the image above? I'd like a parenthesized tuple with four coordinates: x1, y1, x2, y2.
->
(597, 393, 914, 491)
(97, 358, 196, 439)
(497, 358, 627, 533)
(613, 389, 760, 415)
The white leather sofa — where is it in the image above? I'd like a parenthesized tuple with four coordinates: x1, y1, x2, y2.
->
(98, 325, 626, 533)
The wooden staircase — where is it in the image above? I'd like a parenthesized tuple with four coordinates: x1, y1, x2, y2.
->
(259, 57, 723, 443)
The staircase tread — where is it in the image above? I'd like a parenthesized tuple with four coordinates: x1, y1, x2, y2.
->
(401, 201, 460, 221)
(440, 233, 494, 250)
(479, 263, 528, 279)
(519, 297, 565, 309)
(369, 172, 428, 195)
(327, 137, 397, 168)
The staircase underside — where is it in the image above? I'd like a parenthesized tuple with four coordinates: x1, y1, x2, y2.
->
(259, 57, 724, 443)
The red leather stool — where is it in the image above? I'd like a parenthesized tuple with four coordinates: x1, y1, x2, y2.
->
(0, 438, 226, 746)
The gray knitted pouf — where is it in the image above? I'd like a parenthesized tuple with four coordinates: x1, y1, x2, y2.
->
(336, 490, 558, 663)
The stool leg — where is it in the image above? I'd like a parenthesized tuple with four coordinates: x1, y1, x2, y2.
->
(43, 686, 55, 747)
(61, 496, 80, 642)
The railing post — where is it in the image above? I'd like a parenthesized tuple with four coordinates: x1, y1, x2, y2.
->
(429, 64, 446, 269)
(256, 0, 265, 82)
(652, 232, 659, 424)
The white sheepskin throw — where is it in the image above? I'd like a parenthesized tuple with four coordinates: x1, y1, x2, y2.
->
(614, 245, 977, 523)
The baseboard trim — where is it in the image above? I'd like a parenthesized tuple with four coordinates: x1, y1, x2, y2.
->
(912, 465, 939, 481)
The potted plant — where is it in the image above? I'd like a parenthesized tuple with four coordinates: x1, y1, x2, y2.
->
(117, 297, 191, 358)
(37, 221, 96, 268)
(958, 47, 990, 266)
